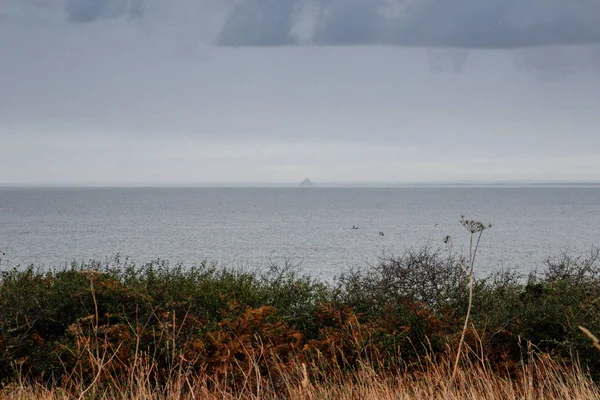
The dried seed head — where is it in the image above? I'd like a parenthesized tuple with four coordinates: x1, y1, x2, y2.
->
(460, 216, 490, 233)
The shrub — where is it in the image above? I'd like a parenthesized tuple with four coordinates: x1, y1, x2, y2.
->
(2, 245, 600, 390)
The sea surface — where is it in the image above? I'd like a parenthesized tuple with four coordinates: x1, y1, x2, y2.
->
(1, 186, 599, 278)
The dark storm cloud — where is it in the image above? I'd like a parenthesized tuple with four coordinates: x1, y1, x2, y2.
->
(312, 0, 382, 45)
(380, 0, 600, 48)
(61, 0, 600, 48)
(65, 0, 142, 23)
(59, 0, 600, 48)
(216, 0, 600, 48)
(216, 0, 296, 46)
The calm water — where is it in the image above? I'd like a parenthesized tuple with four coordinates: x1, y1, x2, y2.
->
(1, 187, 599, 278)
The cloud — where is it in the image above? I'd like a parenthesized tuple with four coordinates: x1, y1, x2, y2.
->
(427, 48, 470, 73)
(213, 0, 600, 48)
(511, 45, 600, 79)
(10, 0, 600, 48)
(313, 0, 382, 45)
(216, 0, 296, 46)
(2, 1, 600, 183)
(65, 0, 142, 23)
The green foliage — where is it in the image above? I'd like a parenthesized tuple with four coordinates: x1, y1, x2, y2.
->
(1, 247, 600, 387)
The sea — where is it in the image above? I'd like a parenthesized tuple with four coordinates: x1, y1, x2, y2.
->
(1, 186, 599, 279)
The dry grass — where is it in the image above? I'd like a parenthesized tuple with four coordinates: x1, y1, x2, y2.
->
(2, 352, 598, 400)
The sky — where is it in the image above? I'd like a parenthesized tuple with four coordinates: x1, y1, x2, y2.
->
(1, 0, 600, 184)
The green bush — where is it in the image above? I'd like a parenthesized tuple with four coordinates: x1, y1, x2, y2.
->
(1, 246, 600, 387)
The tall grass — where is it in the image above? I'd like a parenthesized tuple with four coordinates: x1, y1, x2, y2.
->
(2, 352, 598, 399)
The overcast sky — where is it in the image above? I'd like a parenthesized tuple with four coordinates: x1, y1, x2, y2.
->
(1, 0, 600, 184)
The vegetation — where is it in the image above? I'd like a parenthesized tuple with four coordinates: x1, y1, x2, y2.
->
(1, 227, 600, 398)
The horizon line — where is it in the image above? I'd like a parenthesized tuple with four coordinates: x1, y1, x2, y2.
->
(2, 179, 600, 188)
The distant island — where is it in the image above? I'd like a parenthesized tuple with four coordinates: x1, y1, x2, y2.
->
(298, 177, 316, 187)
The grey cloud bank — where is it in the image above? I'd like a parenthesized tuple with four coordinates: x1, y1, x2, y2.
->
(1, 1, 599, 184)
(59, 0, 600, 48)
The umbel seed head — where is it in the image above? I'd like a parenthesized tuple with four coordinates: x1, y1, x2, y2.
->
(460, 216, 491, 233)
